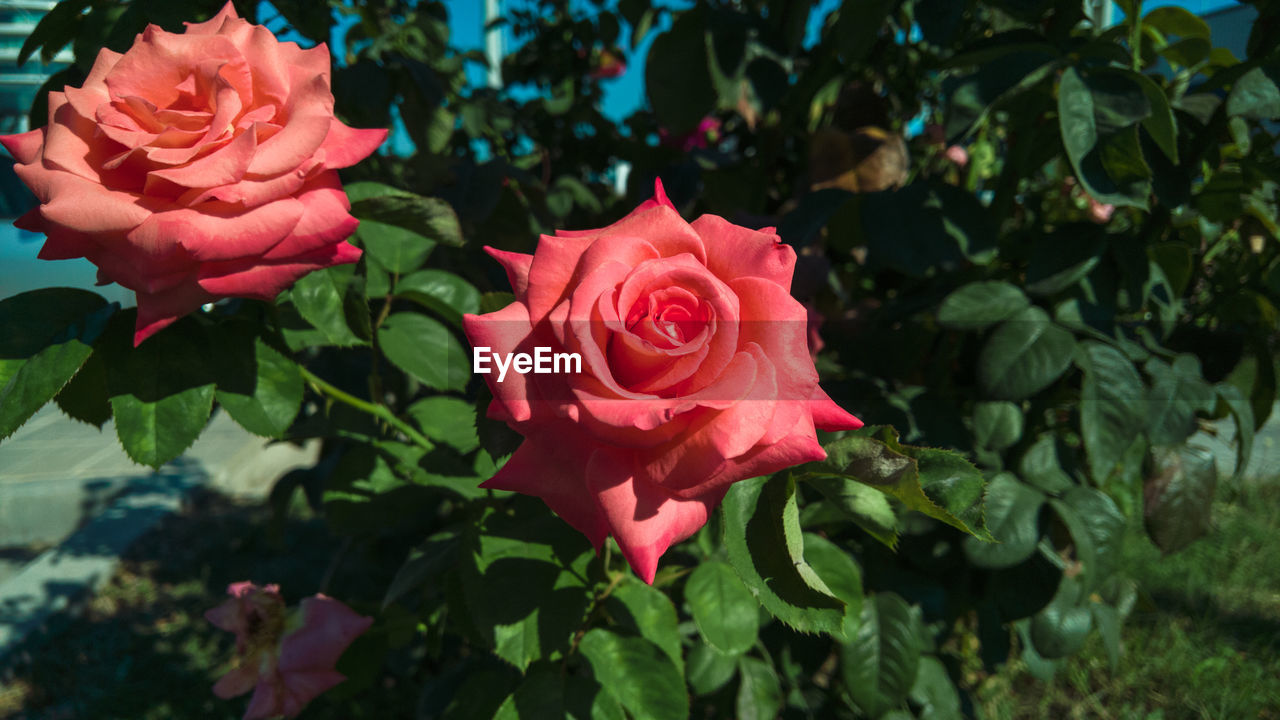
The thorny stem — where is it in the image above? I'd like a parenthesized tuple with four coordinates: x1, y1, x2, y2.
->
(299, 366, 433, 451)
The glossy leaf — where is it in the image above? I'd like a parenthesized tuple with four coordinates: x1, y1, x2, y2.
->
(605, 579, 684, 673)
(963, 474, 1045, 569)
(936, 282, 1030, 331)
(978, 306, 1075, 401)
(685, 561, 759, 655)
(972, 401, 1023, 451)
(722, 476, 845, 636)
(407, 396, 479, 453)
(736, 656, 783, 720)
(397, 269, 481, 328)
(686, 641, 738, 696)
(841, 593, 923, 719)
(215, 337, 302, 439)
(803, 475, 899, 549)
(579, 629, 689, 720)
(1077, 341, 1146, 482)
(378, 312, 469, 392)
(290, 265, 368, 347)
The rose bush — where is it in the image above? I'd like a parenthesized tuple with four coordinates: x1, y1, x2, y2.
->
(206, 582, 371, 720)
(0, 2, 386, 345)
(463, 181, 863, 583)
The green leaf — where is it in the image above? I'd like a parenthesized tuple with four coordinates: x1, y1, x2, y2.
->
(0, 289, 112, 440)
(1144, 445, 1216, 553)
(1019, 433, 1075, 494)
(1143, 6, 1210, 40)
(1058, 67, 1151, 210)
(461, 501, 594, 670)
(802, 476, 899, 549)
(289, 265, 368, 346)
(605, 579, 684, 673)
(1060, 486, 1126, 581)
(347, 181, 464, 247)
(1026, 229, 1106, 296)
(378, 312, 469, 392)
(215, 337, 302, 438)
(685, 561, 759, 655)
(841, 593, 924, 719)
(0, 339, 95, 441)
(722, 476, 845, 636)
(493, 661, 565, 720)
(1130, 71, 1179, 163)
(1090, 602, 1123, 668)
(646, 7, 715, 134)
(407, 396, 479, 454)
(578, 629, 689, 720)
(936, 282, 1030, 331)
(808, 428, 993, 540)
(396, 270, 481, 328)
(686, 641, 738, 696)
(1226, 66, 1280, 120)
(910, 656, 963, 720)
(54, 350, 110, 428)
(736, 656, 783, 720)
(1029, 576, 1092, 659)
(102, 314, 216, 469)
(1076, 341, 1146, 482)
(972, 401, 1023, 451)
(18, 0, 87, 66)
(801, 532, 864, 641)
(978, 306, 1075, 401)
(383, 531, 459, 609)
(1144, 354, 1215, 446)
(963, 474, 1045, 569)
(356, 219, 435, 274)
(1215, 383, 1255, 480)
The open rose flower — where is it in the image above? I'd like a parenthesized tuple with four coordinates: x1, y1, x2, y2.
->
(0, 3, 386, 345)
(463, 181, 862, 583)
(206, 582, 372, 720)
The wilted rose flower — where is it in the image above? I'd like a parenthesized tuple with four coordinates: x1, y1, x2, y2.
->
(206, 582, 372, 720)
(463, 181, 862, 583)
(0, 3, 386, 345)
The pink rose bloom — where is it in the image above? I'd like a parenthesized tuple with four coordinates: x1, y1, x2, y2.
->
(206, 582, 372, 720)
(463, 181, 862, 583)
(943, 145, 969, 167)
(660, 116, 722, 152)
(1087, 196, 1115, 223)
(0, 3, 387, 345)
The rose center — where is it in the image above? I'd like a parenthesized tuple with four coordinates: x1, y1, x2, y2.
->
(624, 286, 709, 349)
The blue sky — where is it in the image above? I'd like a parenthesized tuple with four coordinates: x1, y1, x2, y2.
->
(441, 0, 1244, 122)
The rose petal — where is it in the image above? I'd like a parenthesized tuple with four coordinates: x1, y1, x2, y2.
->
(691, 214, 795, 291)
(462, 301, 538, 423)
(480, 434, 611, 549)
(212, 666, 259, 700)
(130, 197, 304, 262)
(133, 281, 212, 345)
(587, 449, 725, 584)
(246, 69, 334, 176)
(317, 121, 387, 169)
(195, 241, 360, 299)
(278, 595, 372, 671)
(810, 385, 863, 431)
(0, 128, 43, 164)
(483, 246, 533, 302)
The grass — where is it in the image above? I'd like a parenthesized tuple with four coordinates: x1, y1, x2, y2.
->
(977, 481, 1280, 720)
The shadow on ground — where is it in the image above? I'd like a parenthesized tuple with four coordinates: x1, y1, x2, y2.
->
(0, 488, 423, 720)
